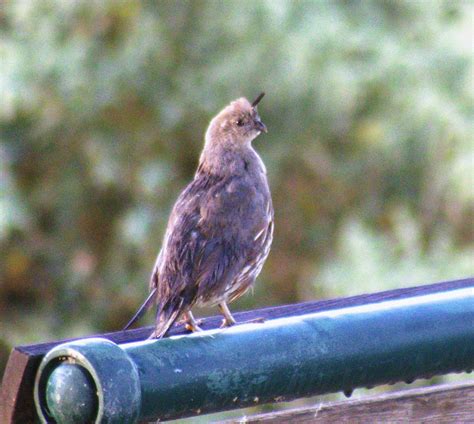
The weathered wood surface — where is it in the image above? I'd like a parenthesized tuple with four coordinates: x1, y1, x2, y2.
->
(1, 277, 472, 423)
(226, 380, 474, 423)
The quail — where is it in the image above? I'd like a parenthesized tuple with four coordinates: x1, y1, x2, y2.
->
(124, 93, 273, 338)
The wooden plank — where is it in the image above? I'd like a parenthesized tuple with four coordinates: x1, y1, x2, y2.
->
(0, 349, 36, 423)
(0, 277, 472, 423)
(225, 381, 474, 423)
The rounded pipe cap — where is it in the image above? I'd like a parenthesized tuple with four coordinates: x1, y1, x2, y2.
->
(34, 338, 141, 423)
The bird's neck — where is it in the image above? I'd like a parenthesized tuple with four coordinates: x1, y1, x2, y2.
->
(197, 142, 263, 177)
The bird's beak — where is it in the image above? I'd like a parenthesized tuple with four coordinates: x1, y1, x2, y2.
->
(254, 118, 267, 133)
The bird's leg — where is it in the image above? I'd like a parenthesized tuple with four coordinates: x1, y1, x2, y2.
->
(147, 330, 159, 340)
(184, 311, 203, 333)
(219, 301, 265, 328)
(219, 302, 237, 328)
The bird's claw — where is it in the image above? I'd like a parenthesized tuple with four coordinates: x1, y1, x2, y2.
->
(185, 322, 203, 332)
(220, 318, 236, 328)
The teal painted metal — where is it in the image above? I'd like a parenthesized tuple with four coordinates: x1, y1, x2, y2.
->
(35, 286, 474, 423)
(46, 363, 97, 423)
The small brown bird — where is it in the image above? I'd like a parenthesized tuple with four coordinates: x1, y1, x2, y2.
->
(124, 93, 273, 338)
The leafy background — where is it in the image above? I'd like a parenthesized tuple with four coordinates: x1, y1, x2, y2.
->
(0, 0, 472, 420)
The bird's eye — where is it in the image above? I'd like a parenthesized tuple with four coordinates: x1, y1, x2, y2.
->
(236, 119, 244, 127)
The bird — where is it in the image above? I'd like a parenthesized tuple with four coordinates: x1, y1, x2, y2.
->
(124, 92, 273, 338)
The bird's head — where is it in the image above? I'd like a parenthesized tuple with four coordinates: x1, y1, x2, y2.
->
(205, 93, 267, 148)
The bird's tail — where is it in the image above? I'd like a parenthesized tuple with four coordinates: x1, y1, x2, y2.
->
(123, 287, 158, 331)
(148, 297, 184, 339)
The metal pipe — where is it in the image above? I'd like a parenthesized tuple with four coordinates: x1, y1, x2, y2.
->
(34, 286, 474, 423)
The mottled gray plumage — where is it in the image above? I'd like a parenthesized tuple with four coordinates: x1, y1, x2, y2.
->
(124, 94, 273, 338)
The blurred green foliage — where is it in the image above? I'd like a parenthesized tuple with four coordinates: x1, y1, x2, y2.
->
(0, 0, 472, 381)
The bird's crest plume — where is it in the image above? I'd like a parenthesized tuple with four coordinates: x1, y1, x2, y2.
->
(252, 92, 265, 108)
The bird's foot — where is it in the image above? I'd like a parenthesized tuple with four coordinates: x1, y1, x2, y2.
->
(183, 311, 203, 333)
(147, 331, 160, 340)
(220, 317, 236, 328)
(185, 321, 203, 332)
(220, 317, 265, 328)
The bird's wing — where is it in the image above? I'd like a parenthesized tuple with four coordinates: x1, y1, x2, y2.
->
(228, 196, 274, 302)
(143, 181, 204, 337)
(151, 180, 204, 300)
(192, 175, 272, 304)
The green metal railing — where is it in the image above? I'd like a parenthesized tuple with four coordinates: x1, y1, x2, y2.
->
(34, 283, 474, 423)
